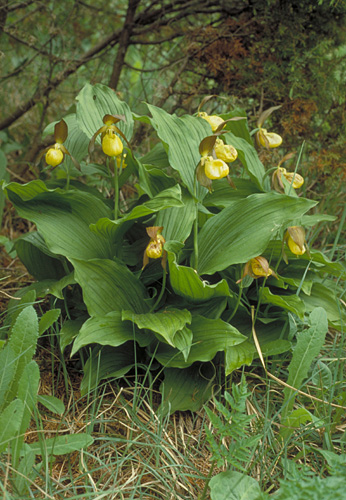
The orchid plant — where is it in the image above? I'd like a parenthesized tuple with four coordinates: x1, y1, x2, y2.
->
(3, 83, 345, 413)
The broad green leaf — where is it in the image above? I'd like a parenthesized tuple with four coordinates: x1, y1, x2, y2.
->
(156, 189, 196, 243)
(37, 395, 65, 415)
(301, 282, 346, 328)
(282, 307, 328, 418)
(27, 433, 94, 456)
(122, 308, 191, 347)
(159, 364, 215, 414)
(71, 258, 150, 316)
(0, 399, 24, 453)
(76, 83, 134, 141)
(59, 318, 86, 353)
(197, 192, 316, 275)
(210, 470, 262, 500)
(14, 232, 66, 280)
(5, 181, 113, 260)
(81, 344, 135, 395)
(173, 326, 193, 361)
(168, 251, 231, 302)
(90, 184, 184, 241)
(260, 287, 305, 319)
(224, 132, 267, 190)
(146, 104, 211, 199)
(222, 109, 252, 143)
(71, 311, 153, 356)
(140, 142, 170, 169)
(155, 316, 246, 368)
(225, 340, 254, 375)
(39, 309, 61, 336)
(204, 178, 261, 208)
(3, 306, 39, 406)
(311, 360, 332, 389)
(15, 448, 36, 496)
(280, 408, 314, 441)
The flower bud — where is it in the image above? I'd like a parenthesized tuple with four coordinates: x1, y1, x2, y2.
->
(102, 132, 123, 157)
(214, 138, 238, 163)
(283, 171, 304, 189)
(250, 257, 273, 278)
(204, 157, 229, 180)
(45, 147, 64, 167)
(285, 226, 306, 256)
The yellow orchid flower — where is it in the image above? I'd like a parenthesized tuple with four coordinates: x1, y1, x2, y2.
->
(198, 111, 225, 132)
(284, 226, 306, 256)
(204, 156, 229, 180)
(37, 119, 79, 169)
(116, 153, 127, 169)
(89, 114, 130, 158)
(237, 256, 277, 283)
(272, 166, 304, 191)
(214, 138, 238, 163)
(256, 128, 282, 149)
(143, 226, 166, 269)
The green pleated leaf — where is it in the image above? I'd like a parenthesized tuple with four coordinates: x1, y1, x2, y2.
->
(160, 364, 215, 414)
(210, 470, 262, 500)
(27, 433, 94, 456)
(122, 308, 191, 347)
(260, 288, 305, 319)
(204, 178, 261, 208)
(173, 326, 193, 361)
(155, 316, 246, 368)
(71, 311, 152, 356)
(156, 189, 196, 243)
(168, 251, 231, 302)
(197, 192, 316, 275)
(301, 282, 346, 328)
(224, 132, 267, 190)
(225, 340, 254, 374)
(71, 258, 150, 316)
(146, 104, 211, 199)
(90, 184, 183, 242)
(59, 318, 86, 353)
(81, 344, 135, 395)
(4, 181, 113, 260)
(76, 83, 134, 141)
(14, 232, 66, 280)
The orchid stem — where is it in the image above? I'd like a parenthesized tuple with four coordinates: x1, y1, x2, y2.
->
(65, 165, 70, 190)
(150, 268, 167, 312)
(227, 284, 243, 323)
(113, 156, 119, 220)
(193, 174, 199, 270)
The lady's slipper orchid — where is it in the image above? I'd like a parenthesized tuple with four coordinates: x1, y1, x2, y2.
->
(284, 226, 306, 256)
(204, 156, 229, 180)
(237, 256, 277, 283)
(143, 226, 167, 269)
(214, 138, 238, 163)
(198, 111, 224, 132)
(256, 128, 282, 149)
(272, 166, 304, 191)
(37, 119, 79, 168)
(89, 114, 130, 158)
(116, 153, 127, 169)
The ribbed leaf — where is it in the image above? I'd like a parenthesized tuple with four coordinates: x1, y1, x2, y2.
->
(71, 258, 150, 316)
(39, 309, 61, 335)
(71, 311, 152, 356)
(210, 470, 261, 500)
(0, 346, 15, 410)
(156, 190, 196, 243)
(155, 316, 246, 368)
(260, 288, 305, 319)
(204, 178, 261, 208)
(301, 282, 346, 328)
(197, 192, 316, 275)
(5, 181, 113, 260)
(122, 308, 191, 347)
(76, 83, 134, 141)
(146, 104, 210, 199)
(37, 395, 65, 415)
(0, 399, 24, 453)
(81, 344, 135, 395)
(168, 252, 231, 302)
(160, 364, 215, 414)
